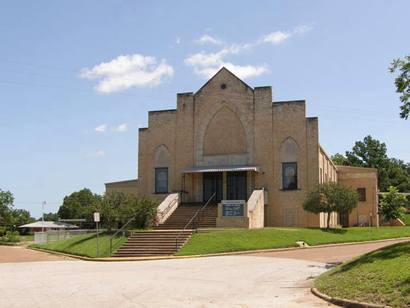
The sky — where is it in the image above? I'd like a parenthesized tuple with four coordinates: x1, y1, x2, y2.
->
(0, 1, 409, 218)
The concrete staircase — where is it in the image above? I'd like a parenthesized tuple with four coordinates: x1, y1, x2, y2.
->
(113, 203, 217, 257)
(113, 230, 193, 257)
(156, 203, 217, 230)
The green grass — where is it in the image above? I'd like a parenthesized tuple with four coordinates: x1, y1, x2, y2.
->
(176, 226, 410, 256)
(315, 242, 410, 308)
(19, 235, 34, 242)
(402, 214, 410, 226)
(31, 233, 127, 258)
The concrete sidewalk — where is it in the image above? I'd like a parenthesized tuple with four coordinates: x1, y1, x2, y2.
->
(243, 237, 410, 263)
(0, 245, 72, 263)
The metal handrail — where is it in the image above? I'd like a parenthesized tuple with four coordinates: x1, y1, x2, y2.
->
(109, 216, 136, 256)
(175, 192, 216, 250)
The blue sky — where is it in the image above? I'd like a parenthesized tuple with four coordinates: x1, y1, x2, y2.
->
(0, 1, 409, 218)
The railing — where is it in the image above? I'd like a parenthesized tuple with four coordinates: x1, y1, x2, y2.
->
(109, 216, 136, 256)
(175, 192, 216, 250)
(247, 189, 264, 229)
(156, 193, 180, 225)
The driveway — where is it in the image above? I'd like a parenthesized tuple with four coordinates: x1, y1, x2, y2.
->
(244, 238, 410, 263)
(0, 245, 72, 263)
(0, 255, 328, 308)
(1, 238, 407, 308)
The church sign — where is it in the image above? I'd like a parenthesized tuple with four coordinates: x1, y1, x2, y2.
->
(222, 200, 246, 217)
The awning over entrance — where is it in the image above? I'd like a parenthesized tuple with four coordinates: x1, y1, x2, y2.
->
(182, 165, 260, 174)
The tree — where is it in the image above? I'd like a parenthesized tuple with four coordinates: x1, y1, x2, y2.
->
(0, 189, 14, 226)
(331, 153, 350, 166)
(10, 209, 35, 231)
(57, 188, 101, 224)
(389, 55, 410, 119)
(379, 186, 407, 222)
(97, 191, 129, 232)
(303, 183, 359, 229)
(43, 212, 59, 221)
(332, 135, 410, 192)
(96, 192, 159, 231)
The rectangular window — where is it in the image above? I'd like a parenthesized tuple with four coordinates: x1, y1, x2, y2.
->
(282, 162, 298, 190)
(357, 188, 366, 201)
(155, 168, 168, 194)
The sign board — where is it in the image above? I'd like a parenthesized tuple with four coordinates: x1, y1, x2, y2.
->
(93, 212, 100, 222)
(222, 200, 245, 217)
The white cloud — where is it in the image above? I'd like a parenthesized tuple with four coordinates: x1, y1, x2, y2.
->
(293, 24, 313, 35)
(80, 54, 174, 94)
(114, 123, 128, 132)
(186, 25, 312, 79)
(185, 45, 267, 79)
(195, 34, 223, 45)
(176, 37, 181, 44)
(260, 31, 291, 44)
(94, 124, 108, 133)
(260, 25, 313, 45)
(86, 149, 105, 158)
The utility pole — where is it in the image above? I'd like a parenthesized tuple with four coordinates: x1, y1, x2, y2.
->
(42, 201, 46, 233)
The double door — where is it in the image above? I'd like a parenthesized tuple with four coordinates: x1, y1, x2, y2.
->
(202, 171, 247, 202)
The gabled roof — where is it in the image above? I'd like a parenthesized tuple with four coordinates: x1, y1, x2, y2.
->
(18, 221, 79, 229)
(195, 67, 254, 95)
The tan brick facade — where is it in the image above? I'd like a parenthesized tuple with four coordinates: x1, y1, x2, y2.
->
(105, 67, 379, 227)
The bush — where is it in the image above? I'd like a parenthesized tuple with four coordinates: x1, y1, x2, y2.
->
(97, 192, 159, 231)
(0, 231, 20, 243)
(380, 186, 407, 221)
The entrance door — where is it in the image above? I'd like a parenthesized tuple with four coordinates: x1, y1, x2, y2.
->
(203, 172, 223, 203)
(339, 211, 349, 227)
(227, 172, 247, 200)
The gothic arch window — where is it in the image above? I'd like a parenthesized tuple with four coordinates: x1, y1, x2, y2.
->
(154, 145, 169, 193)
(280, 137, 299, 190)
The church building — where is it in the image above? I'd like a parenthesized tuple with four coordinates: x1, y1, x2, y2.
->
(106, 67, 379, 228)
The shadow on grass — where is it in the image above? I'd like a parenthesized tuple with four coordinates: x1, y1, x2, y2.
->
(398, 277, 410, 296)
(64, 233, 97, 249)
(319, 228, 348, 235)
(330, 242, 410, 275)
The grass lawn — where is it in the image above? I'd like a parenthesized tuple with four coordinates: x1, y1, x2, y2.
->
(19, 234, 34, 242)
(31, 233, 127, 258)
(315, 242, 410, 308)
(402, 214, 410, 226)
(176, 226, 410, 256)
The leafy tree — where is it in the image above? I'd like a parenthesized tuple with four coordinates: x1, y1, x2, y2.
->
(57, 188, 102, 224)
(121, 197, 158, 229)
(303, 183, 359, 229)
(43, 212, 59, 221)
(0, 189, 14, 226)
(389, 55, 410, 119)
(379, 186, 407, 221)
(332, 135, 410, 192)
(331, 153, 350, 166)
(11, 209, 35, 227)
(96, 191, 159, 231)
(97, 191, 129, 232)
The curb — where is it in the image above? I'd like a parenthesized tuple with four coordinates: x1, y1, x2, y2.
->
(311, 287, 391, 308)
(28, 237, 410, 262)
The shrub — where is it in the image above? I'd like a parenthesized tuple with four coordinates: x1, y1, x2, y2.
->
(0, 231, 20, 243)
(379, 186, 407, 221)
